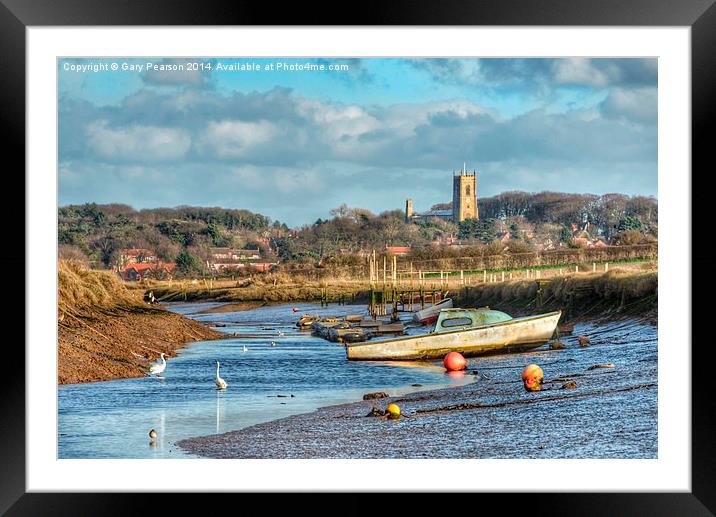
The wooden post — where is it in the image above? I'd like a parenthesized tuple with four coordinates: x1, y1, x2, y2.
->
(483, 270, 487, 282)
(605, 262, 609, 272)
(460, 270, 464, 285)
(592, 262, 596, 272)
(383, 256, 386, 285)
(501, 271, 505, 282)
(575, 265, 579, 273)
(509, 272, 513, 280)
(393, 255, 397, 286)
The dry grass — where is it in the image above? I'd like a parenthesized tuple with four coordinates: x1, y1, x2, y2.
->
(58, 259, 144, 318)
(456, 270, 657, 320)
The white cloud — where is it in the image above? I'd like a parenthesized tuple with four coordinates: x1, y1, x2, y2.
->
(85, 121, 191, 161)
(600, 87, 658, 124)
(552, 58, 611, 87)
(201, 120, 278, 158)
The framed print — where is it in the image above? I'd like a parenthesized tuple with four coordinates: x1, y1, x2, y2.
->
(4, 0, 714, 513)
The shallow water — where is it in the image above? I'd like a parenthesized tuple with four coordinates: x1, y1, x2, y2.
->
(58, 302, 471, 459)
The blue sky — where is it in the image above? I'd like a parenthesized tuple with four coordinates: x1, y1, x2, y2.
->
(58, 57, 657, 226)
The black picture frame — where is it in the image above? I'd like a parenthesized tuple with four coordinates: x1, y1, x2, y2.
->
(3, 0, 712, 514)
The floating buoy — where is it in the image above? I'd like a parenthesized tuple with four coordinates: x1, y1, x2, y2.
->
(386, 403, 401, 419)
(444, 351, 467, 372)
(521, 364, 544, 382)
(524, 377, 542, 392)
(292, 307, 300, 312)
(578, 335, 591, 347)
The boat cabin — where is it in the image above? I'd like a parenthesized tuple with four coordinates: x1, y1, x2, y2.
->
(433, 307, 513, 333)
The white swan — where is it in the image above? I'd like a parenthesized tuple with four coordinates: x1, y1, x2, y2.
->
(148, 353, 166, 376)
(215, 361, 228, 390)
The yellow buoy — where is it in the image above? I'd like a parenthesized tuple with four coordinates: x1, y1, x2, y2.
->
(386, 403, 401, 419)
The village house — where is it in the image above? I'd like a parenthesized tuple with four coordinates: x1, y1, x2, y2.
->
(207, 246, 277, 273)
(116, 248, 157, 269)
(120, 262, 175, 281)
(570, 222, 608, 248)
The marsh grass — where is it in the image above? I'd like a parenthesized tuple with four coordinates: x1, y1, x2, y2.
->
(58, 260, 147, 319)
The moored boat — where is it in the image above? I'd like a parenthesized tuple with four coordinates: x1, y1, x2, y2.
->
(413, 297, 453, 325)
(347, 307, 561, 361)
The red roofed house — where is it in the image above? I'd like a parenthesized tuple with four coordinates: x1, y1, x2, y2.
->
(116, 248, 157, 269)
(121, 262, 175, 281)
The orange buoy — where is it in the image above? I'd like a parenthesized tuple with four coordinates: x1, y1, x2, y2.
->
(386, 403, 401, 419)
(292, 307, 299, 312)
(521, 364, 544, 383)
(444, 351, 467, 372)
(524, 377, 542, 392)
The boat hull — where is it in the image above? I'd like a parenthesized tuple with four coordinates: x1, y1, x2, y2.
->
(346, 311, 561, 361)
(413, 298, 453, 324)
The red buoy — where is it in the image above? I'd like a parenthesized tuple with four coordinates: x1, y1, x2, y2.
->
(521, 364, 544, 392)
(444, 352, 467, 372)
(292, 307, 299, 312)
(524, 377, 542, 392)
(521, 364, 544, 382)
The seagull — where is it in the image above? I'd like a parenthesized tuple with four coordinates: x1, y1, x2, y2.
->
(215, 361, 228, 390)
(242, 345, 248, 353)
(277, 331, 284, 337)
(148, 353, 166, 376)
(271, 341, 276, 347)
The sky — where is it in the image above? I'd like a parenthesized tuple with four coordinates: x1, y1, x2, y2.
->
(58, 57, 657, 226)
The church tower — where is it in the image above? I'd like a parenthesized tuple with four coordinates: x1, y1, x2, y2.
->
(405, 198, 414, 222)
(452, 164, 478, 222)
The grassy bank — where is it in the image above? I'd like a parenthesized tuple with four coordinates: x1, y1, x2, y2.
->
(455, 270, 657, 322)
(142, 267, 657, 324)
(58, 260, 222, 384)
(146, 272, 371, 304)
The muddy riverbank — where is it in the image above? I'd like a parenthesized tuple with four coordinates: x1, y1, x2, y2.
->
(58, 260, 222, 384)
(178, 317, 657, 459)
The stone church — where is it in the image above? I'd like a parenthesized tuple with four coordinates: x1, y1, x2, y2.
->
(405, 165, 479, 224)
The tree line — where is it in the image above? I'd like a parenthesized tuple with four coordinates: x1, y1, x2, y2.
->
(58, 191, 657, 276)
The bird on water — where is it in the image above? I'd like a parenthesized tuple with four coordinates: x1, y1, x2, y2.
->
(148, 353, 167, 376)
(215, 361, 228, 390)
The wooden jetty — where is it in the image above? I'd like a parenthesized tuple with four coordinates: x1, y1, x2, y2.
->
(368, 286, 448, 319)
